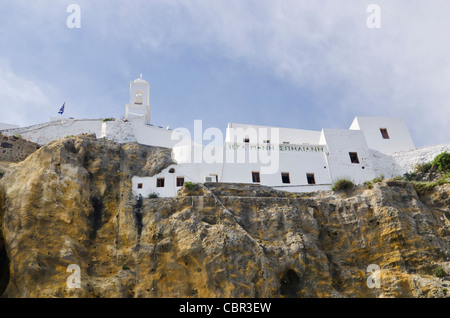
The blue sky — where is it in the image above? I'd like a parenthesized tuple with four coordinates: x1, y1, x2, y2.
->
(1, 1, 450, 147)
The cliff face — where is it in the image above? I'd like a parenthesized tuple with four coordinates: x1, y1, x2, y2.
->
(0, 134, 39, 163)
(0, 134, 449, 298)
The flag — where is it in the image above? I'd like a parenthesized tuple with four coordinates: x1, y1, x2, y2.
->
(58, 102, 65, 114)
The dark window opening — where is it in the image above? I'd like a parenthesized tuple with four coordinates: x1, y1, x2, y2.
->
(252, 172, 260, 183)
(281, 172, 290, 184)
(349, 152, 360, 164)
(176, 177, 184, 187)
(263, 140, 270, 144)
(156, 178, 165, 188)
(307, 173, 316, 185)
(244, 138, 250, 143)
(137, 183, 143, 189)
(168, 168, 175, 173)
(283, 141, 290, 144)
(280, 269, 302, 297)
(380, 128, 390, 139)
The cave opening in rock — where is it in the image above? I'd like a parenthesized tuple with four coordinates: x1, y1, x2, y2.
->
(0, 241, 10, 296)
(280, 269, 302, 297)
(89, 197, 104, 240)
(133, 195, 143, 237)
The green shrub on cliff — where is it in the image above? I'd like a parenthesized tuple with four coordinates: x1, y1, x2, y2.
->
(331, 178, 354, 192)
(434, 266, 447, 278)
(364, 181, 373, 189)
(432, 151, 450, 172)
(413, 162, 432, 173)
(184, 182, 196, 190)
(412, 171, 450, 195)
(148, 192, 159, 199)
(372, 174, 385, 183)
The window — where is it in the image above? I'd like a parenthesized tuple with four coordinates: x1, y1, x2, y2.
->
(263, 140, 270, 144)
(306, 173, 316, 185)
(380, 128, 390, 139)
(210, 174, 218, 182)
(137, 183, 143, 189)
(244, 138, 250, 143)
(134, 89, 143, 105)
(156, 178, 165, 187)
(283, 141, 290, 144)
(176, 177, 184, 187)
(281, 172, 290, 184)
(349, 152, 360, 164)
(252, 172, 260, 183)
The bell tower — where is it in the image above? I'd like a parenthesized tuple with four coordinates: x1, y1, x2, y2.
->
(126, 74, 151, 124)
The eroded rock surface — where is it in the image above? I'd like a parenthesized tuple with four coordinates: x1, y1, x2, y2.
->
(0, 135, 449, 298)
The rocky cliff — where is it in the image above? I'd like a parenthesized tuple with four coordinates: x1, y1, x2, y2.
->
(0, 134, 449, 298)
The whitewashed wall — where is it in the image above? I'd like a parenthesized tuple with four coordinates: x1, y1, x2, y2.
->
(132, 162, 224, 198)
(0, 122, 19, 130)
(130, 118, 181, 149)
(221, 142, 331, 185)
(226, 123, 321, 145)
(0, 119, 103, 145)
(350, 116, 415, 154)
(320, 128, 377, 185)
(101, 120, 137, 143)
(391, 142, 450, 174)
(133, 141, 333, 197)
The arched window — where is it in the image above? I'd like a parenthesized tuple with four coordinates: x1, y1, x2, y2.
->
(134, 89, 143, 104)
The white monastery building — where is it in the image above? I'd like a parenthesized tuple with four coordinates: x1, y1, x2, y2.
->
(1, 75, 434, 198)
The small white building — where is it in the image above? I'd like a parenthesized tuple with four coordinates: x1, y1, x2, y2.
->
(0, 75, 419, 197)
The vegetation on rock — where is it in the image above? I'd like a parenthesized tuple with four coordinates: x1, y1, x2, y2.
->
(432, 151, 450, 172)
(331, 178, 354, 192)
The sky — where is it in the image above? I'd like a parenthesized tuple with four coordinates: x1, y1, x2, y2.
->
(0, 0, 449, 147)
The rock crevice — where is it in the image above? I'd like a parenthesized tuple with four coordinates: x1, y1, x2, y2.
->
(0, 134, 449, 298)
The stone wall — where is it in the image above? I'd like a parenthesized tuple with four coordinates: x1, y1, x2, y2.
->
(0, 134, 39, 162)
(0, 118, 104, 146)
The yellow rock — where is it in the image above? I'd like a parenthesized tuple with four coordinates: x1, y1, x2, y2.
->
(0, 134, 449, 298)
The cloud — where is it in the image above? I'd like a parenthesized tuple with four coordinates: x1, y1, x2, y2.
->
(1, 1, 450, 146)
(0, 61, 52, 126)
(171, 0, 450, 146)
(81, 0, 449, 145)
